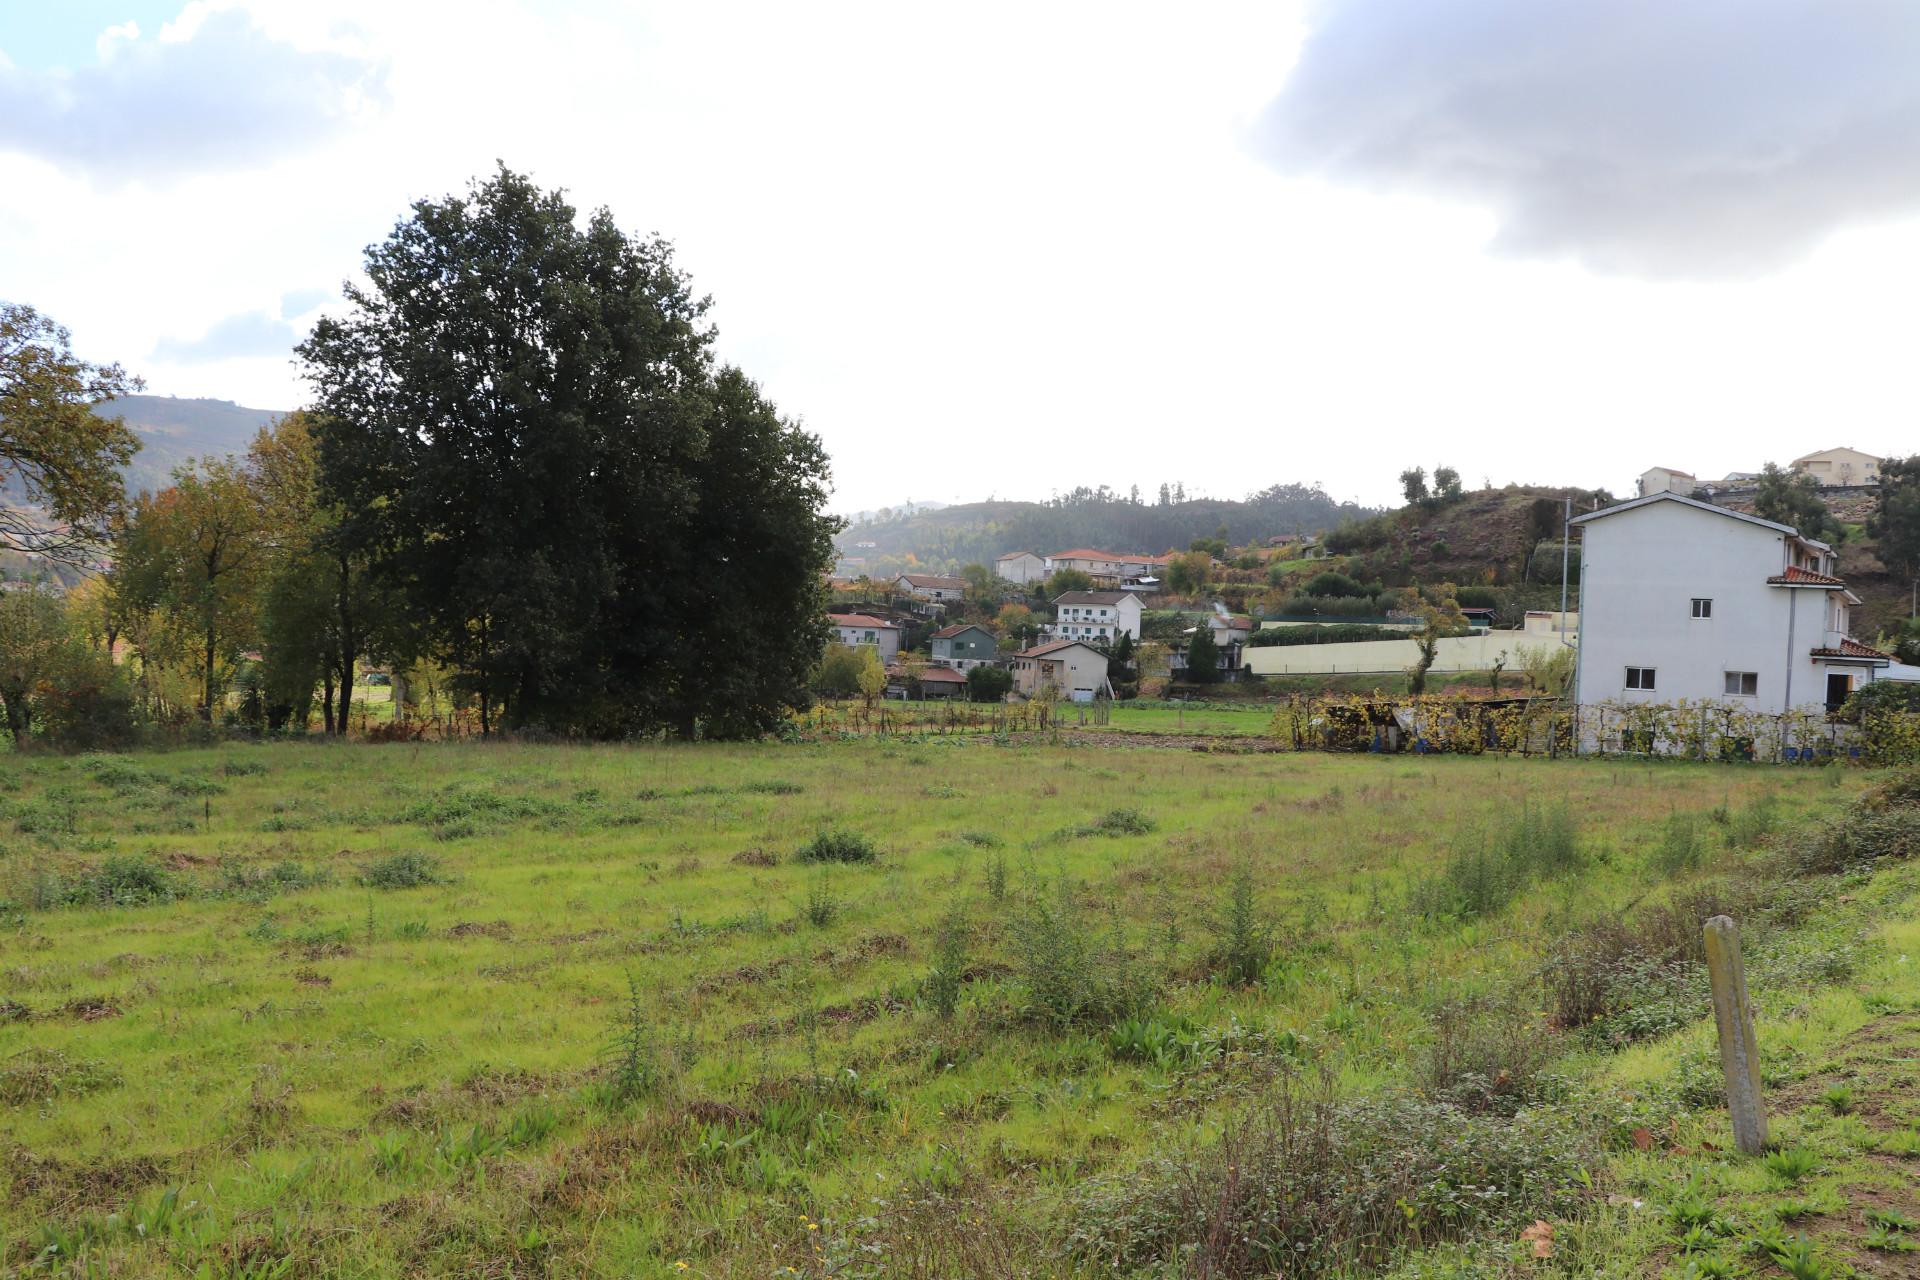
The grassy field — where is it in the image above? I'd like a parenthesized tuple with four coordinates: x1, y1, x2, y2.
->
(1, 741, 1916, 1278)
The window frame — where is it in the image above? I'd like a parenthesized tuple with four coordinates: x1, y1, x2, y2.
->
(1723, 670, 1758, 697)
(1691, 598, 1712, 619)
(1625, 666, 1657, 691)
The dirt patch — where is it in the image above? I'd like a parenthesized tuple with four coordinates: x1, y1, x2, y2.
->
(695, 956, 793, 993)
(447, 920, 513, 940)
(0, 1000, 29, 1023)
(57, 997, 121, 1021)
(165, 851, 214, 869)
(730, 848, 778, 867)
(8, 1147, 168, 1210)
(458, 1067, 554, 1104)
(683, 1099, 753, 1127)
(291, 968, 331, 987)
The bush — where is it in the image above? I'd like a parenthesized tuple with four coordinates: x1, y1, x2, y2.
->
(1417, 994, 1558, 1114)
(75, 856, 177, 907)
(1208, 863, 1276, 987)
(1790, 806, 1920, 876)
(1009, 875, 1156, 1027)
(1302, 571, 1369, 598)
(1277, 594, 1386, 619)
(360, 851, 446, 889)
(37, 648, 144, 752)
(966, 665, 1013, 702)
(798, 829, 879, 864)
(1248, 623, 1409, 648)
(1411, 803, 1581, 919)
(1066, 1074, 1595, 1278)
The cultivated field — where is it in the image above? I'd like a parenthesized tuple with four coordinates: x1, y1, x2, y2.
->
(3, 741, 1918, 1278)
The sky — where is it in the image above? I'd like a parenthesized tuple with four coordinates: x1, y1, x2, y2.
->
(3, 1, 1918, 515)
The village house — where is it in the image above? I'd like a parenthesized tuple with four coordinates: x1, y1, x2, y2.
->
(993, 550, 1046, 585)
(1042, 548, 1173, 586)
(887, 663, 969, 700)
(1791, 446, 1882, 487)
(828, 613, 901, 664)
(1636, 466, 1696, 497)
(928, 622, 999, 670)
(1010, 638, 1110, 701)
(1047, 590, 1143, 643)
(894, 572, 967, 603)
(1571, 492, 1890, 729)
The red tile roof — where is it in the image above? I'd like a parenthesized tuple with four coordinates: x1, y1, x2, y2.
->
(832, 614, 898, 630)
(1810, 638, 1891, 661)
(1015, 638, 1103, 659)
(931, 623, 990, 638)
(1768, 565, 1847, 587)
(915, 666, 969, 683)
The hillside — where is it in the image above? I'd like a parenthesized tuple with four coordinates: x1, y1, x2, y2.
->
(837, 483, 1381, 575)
(94, 395, 286, 494)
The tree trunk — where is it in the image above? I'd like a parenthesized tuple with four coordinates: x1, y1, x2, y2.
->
(1, 687, 31, 749)
(322, 671, 336, 735)
(202, 623, 216, 723)
(338, 651, 355, 736)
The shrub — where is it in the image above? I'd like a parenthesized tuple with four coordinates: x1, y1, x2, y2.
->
(923, 903, 970, 1019)
(1207, 863, 1276, 987)
(966, 665, 1013, 702)
(360, 852, 446, 889)
(1009, 875, 1156, 1027)
(798, 829, 879, 864)
(1416, 994, 1556, 1114)
(801, 875, 840, 927)
(74, 856, 177, 907)
(1066, 1073, 1595, 1278)
(1789, 805, 1920, 876)
(1412, 803, 1581, 920)
(1652, 812, 1704, 875)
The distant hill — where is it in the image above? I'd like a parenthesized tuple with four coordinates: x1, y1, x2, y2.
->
(836, 484, 1381, 576)
(95, 395, 286, 494)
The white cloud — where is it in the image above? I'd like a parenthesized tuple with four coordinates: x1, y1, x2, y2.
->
(1253, 0, 1920, 279)
(0, 5, 386, 181)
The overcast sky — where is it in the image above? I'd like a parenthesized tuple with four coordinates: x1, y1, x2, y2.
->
(4, 1, 1917, 514)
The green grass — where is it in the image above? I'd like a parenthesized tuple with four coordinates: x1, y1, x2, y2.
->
(0, 741, 1905, 1277)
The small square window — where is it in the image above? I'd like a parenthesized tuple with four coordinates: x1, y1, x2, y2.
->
(1691, 598, 1712, 618)
(1626, 666, 1656, 690)
(1723, 671, 1758, 696)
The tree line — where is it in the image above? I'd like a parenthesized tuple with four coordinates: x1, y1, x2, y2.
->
(0, 168, 840, 746)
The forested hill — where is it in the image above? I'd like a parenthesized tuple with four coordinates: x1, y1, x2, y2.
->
(837, 484, 1381, 573)
(94, 395, 286, 494)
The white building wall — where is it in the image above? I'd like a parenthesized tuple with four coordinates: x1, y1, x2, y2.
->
(1574, 500, 1819, 714)
(1244, 631, 1566, 676)
(995, 554, 1045, 585)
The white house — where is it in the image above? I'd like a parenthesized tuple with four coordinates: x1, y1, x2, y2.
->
(1791, 446, 1882, 487)
(1010, 639, 1110, 701)
(829, 613, 901, 664)
(1047, 590, 1143, 643)
(895, 573, 967, 603)
(1636, 466, 1696, 497)
(1571, 492, 1889, 724)
(994, 551, 1046, 585)
(1043, 549, 1172, 585)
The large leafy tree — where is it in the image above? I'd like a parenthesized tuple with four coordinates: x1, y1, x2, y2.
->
(299, 167, 837, 737)
(0, 304, 142, 565)
(1753, 462, 1845, 545)
(0, 584, 70, 744)
(112, 459, 268, 720)
(1871, 456, 1920, 614)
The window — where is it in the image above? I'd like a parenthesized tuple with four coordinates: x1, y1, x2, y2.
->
(1625, 666, 1656, 690)
(1691, 598, 1712, 619)
(1723, 671, 1758, 696)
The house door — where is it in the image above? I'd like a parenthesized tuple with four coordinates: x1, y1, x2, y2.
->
(1825, 672, 1852, 711)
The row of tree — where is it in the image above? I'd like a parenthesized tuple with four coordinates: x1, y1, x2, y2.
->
(2, 168, 843, 744)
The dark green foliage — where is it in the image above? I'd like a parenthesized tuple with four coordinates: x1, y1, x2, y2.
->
(1184, 628, 1219, 684)
(1840, 679, 1920, 719)
(965, 665, 1013, 702)
(1067, 1075, 1595, 1277)
(73, 856, 177, 906)
(1248, 623, 1408, 648)
(1454, 585, 1499, 609)
(1872, 455, 1920, 584)
(360, 851, 446, 889)
(300, 167, 837, 739)
(1301, 571, 1368, 598)
(1752, 463, 1845, 544)
(1274, 594, 1393, 619)
(798, 829, 878, 864)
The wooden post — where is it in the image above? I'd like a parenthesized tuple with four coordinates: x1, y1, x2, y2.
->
(1703, 915, 1768, 1154)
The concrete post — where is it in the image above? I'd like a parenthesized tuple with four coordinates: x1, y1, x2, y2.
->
(1703, 914, 1768, 1154)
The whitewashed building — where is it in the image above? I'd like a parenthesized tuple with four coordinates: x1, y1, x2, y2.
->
(994, 550, 1046, 585)
(1636, 466, 1696, 497)
(1046, 590, 1143, 643)
(1791, 446, 1882, 487)
(1571, 492, 1889, 720)
(829, 613, 902, 664)
(1011, 639, 1110, 701)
